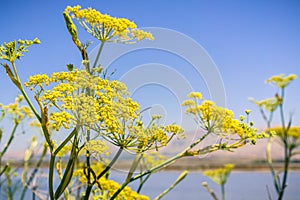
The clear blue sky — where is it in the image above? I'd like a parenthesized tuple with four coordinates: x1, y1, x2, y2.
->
(1, 0, 300, 134)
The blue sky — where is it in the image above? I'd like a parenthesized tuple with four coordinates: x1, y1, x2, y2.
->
(1, 0, 300, 136)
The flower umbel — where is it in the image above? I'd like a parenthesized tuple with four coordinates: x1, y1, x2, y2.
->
(65, 5, 154, 43)
(266, 74, 297, 89)
(0, 95, 33, 123)
(203, 164, 235, 186)
(0, 38, 40, 63)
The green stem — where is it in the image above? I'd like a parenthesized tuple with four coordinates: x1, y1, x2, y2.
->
(137, 174, 151, 193)
(125, 153, 143, 183)
(49, 154, 56, 200)
(0, 164, 8, 177)
(221, 184, 225, 200)
(0, 122, 18, 158)
(20, 144, 48, 200)
(279, 89, 286, 131)
(98, 147, 123, 180)
(202, 182, 218, 200)
(11, 62, 21, 84)
(5, 168, 13, 200)
(83, 129, 92, 200)
(266, 138, 280, 193)
(277, 88, 290, 200)
(83, 147, 124, 200)
(86, 129, 91, 186)
(154, 170, 188, 200)
(11, 62, 41, 122)
(53, 126, 79, 156)
(92, 41, 105, 70)
(278, 147, 291, 200)
(54, 133, 79, 199)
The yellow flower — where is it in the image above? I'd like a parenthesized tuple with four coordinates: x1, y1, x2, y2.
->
(164, 124, 185, 139)
(26, 68, 183, 152)
(183, 92, 261, 144)
(249, 97, 280, 112)
(24, 74, 50, 89)
(83, 140, 109, 158)
(266, 74, 297, 88)
(203, 164, 235, 186)
(245, 109, 251, 115)
(0, 95, 33, 123)
(267, 127, 300, 139)
(187, 92, 203, 99)
(65, 5, 154, 43)
(49, 111, 75, 131)
(0, 38, 40, 62)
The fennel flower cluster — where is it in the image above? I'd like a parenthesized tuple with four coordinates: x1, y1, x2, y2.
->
(250, 97, 281, 112)
(267, 127, 300, 145)
(0, 38, 40, 63)
(65, 5, 154, 43)
(266, 74, 297, 88)
(0, 95, 33, 123)
(24, 69, 136, 131)
(25, 69, 184, 151)
(182, 92, 260, 144)
(250, 74, 297, 115)
(127, 119, 184, 152)
(203, 164, 235, 186)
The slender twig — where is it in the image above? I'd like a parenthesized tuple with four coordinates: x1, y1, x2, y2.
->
(0, 122, 18, 158)
(137, 173, 151, 193)
(92, 41, 105, 70)
(202, 182, 218, 200)
(0, 164, 8, 177)
(83, 147, 124, 200)
(53, 126, 79, 156)
(20, 144, 48, 200)
(266, 138, 280, 193)
(125, 153, 143, 183)
(266, 185, 273, 200)
(11, 62, 41, 122)
(154, 171, 188, 200)
(221, 184, 225, 200)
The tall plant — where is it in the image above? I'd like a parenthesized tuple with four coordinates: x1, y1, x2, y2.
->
(0, 5, 267, 199)
(251, 74, 299, 200)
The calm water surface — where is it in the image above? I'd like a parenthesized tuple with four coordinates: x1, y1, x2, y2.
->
(6, 170, 300, 199)
(110, 170, 300, 200)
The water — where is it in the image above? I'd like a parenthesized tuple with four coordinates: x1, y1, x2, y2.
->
(110, 170, 300, 200)
(2, 170, 300, 199)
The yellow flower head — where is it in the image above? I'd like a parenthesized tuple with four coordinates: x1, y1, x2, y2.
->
(249, 97, 280, 112)
(183, 92, 261, 144)
(267, 127, 300, 140)
(187, 92, 203, 99)
(0, 38, 40, 63)
(203, 164, 234, 186)
(266, 74, 297, 88)
(0, 95, 33, 123)
(65, 5, 154, 43)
